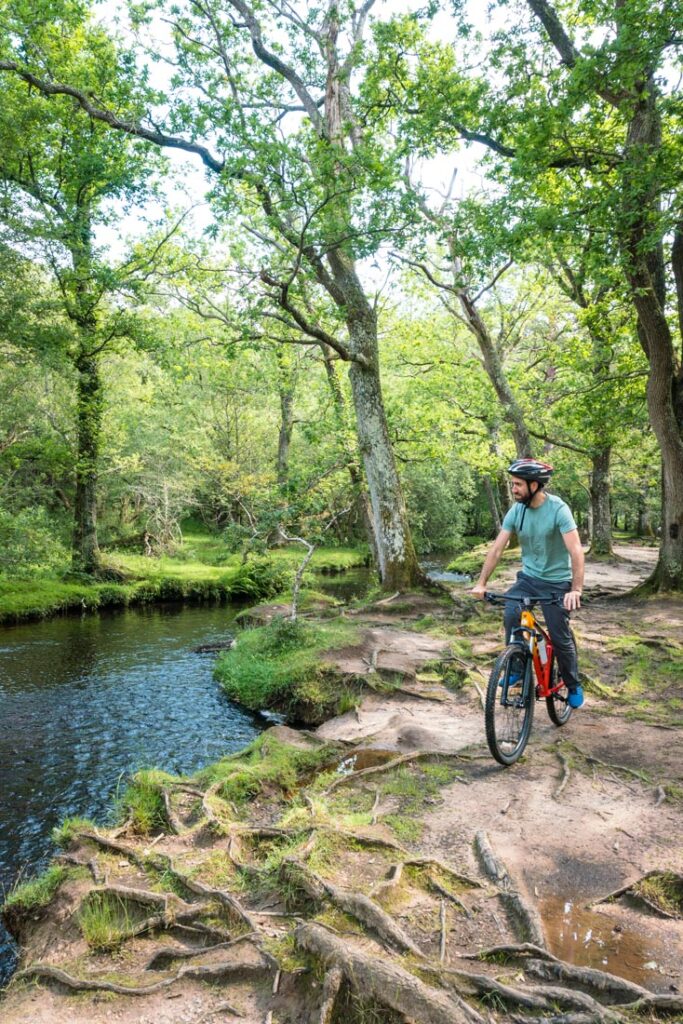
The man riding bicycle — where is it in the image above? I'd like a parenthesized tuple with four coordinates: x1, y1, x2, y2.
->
(471, 458, 585, 709)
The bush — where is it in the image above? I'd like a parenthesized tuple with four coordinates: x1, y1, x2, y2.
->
(229, 558, 291, 600)
(0, 506, 69, 577)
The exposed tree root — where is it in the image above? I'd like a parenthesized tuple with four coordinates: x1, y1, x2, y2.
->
(281, 857, 425, 956)
(523, 957, 651, 1003)
(150, 853, 257, 930)
(17, 953, 270, 996)
(144, 932, 259, 970)
(554, 748, 571, 800)
(566, 746, 649, 783)
(460, 945, 683, 1014)
(77, 830, 147, 869)
(162, 787, 186, 834)
(589, 870, 683, 918)
(317, 965, 344, 1024)
(56, 852, 103, 883)
(439, 900, 447, 961)
(426, 873, 471, 917)
(474, 831, 545, 946)
(435, 966, 622, 1020)
(461, 942, 556, 962)
(296, 922, 473, 1024)
(370, 862, 403, 899)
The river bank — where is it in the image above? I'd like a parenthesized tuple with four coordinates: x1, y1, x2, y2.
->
(2, 544, 682, 1024)
(0, 539, 369, 625)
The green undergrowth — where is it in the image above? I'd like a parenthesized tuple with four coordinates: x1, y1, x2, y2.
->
(116, 768, 177, 835)
(447, 540, 517, 576)
(0, 530, 368, 624)
(214, 615, 366, 723)
(51, 816, 98, 847)
(594, 634, 683, 726)
(77, 890, 151, 951)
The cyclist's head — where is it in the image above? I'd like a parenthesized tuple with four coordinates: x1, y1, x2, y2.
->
(508, 458, 553, 504)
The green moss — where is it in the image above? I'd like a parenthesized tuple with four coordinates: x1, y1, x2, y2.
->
(383, 814, 423, 843)
(197, 734, 341, 805)
(3, 865, 69, 912)
(377, 759, 461, 844)
(214, 616, 365, 722)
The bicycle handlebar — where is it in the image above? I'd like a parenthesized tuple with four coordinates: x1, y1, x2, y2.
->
(484, 591, 566, 606)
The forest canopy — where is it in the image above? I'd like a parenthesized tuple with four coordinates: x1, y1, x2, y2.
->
(0, 0, 680, 590)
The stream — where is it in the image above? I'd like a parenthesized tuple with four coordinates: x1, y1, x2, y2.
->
(0, 560, 463, 982)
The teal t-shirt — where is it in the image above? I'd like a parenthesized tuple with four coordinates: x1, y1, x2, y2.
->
(502, 493, 577, 582)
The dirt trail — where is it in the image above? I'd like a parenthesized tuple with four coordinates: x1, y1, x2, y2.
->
(2, 544, 682, 1024)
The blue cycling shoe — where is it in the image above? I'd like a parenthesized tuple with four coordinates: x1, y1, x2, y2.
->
(567, 686, 584, 708)
(499, 672, 521, 688)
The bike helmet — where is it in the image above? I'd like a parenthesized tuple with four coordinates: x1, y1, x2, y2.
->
(507, 458, 554, 483)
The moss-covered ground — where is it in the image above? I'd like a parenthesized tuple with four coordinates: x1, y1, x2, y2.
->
(0, 526, 368, 624)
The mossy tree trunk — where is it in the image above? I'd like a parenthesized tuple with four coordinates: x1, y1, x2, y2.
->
(589, 446, 613, 557)
(72, 347, 103, 574)
(70, 214, 102, 576)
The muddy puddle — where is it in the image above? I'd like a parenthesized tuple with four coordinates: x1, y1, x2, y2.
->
(335, 749, 397, 775)
(541, 896, 676, 990)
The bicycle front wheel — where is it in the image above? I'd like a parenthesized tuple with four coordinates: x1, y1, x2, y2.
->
(485, 645, 534, 766)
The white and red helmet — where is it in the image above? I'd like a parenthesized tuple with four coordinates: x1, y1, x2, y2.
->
(507, 458, 554, 483)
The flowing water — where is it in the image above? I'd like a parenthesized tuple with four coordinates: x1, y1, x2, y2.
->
(0, 559, 468, 982)
(0, 603, 263, 981)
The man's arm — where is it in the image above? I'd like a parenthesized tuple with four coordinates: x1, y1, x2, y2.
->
(471, 529, 512, 598)
(562, 529, 584, 611)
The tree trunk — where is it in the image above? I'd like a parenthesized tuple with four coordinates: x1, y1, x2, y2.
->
(72, 350, 102, 574)
(483, 476, 502, 533)
(458, 289, 533, 457)
(276, 383, 294, 487)
(348, 352, 421, 589)
(589, 446, 613, 557)
(320, 344, 377, 560)
(621, 84, 683, 589)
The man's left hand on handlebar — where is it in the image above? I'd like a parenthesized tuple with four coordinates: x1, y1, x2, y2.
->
(471, 583, 487, 600)
(563, 590, 582, 611)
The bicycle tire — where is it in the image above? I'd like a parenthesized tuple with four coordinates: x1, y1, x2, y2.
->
(485, 644, 534, 766)
(545, 652, 572, 726)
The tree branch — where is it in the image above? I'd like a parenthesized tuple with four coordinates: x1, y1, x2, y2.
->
(0, 61, 225, 173)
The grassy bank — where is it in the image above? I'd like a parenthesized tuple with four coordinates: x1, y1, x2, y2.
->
(214, 614, 367, 724)
(0, 532, 369, 625)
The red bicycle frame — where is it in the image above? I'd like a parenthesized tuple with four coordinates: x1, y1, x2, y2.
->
(517, 609, 564, 699)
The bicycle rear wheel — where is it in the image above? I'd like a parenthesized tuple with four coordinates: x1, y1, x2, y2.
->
(546, 646, 573, 727)
(485, 645, 534, 766)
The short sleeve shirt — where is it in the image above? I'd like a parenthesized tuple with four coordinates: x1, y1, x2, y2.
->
(502, 493, 577, 582)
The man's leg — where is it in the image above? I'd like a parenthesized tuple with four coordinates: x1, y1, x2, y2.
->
(542, 589, 581, 702)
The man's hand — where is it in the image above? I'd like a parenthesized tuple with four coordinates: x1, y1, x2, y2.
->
(564, 590, 582, 611)
(471, 583, 487, 600)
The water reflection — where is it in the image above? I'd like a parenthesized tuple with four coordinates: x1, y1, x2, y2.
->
(0, 604, 260, 982)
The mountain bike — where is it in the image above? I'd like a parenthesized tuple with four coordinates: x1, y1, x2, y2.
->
(483, 592, 573, 766)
